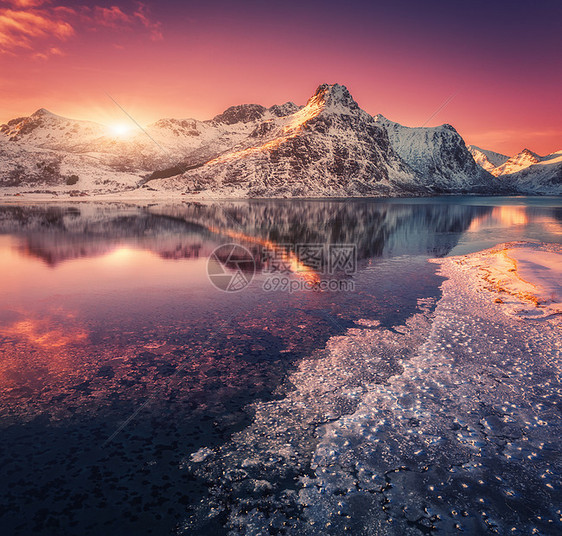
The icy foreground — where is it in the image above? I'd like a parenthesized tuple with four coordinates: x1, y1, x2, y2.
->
(456, 242, 562, 319)
(184, 243, 561, 535)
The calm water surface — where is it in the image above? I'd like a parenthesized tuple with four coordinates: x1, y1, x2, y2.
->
(0, 197, 560, 535)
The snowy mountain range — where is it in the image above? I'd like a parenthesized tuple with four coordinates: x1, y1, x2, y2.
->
(374, 116, 492, 193)
(466, 145, 509, 172)
(468, 145, 562, 194)
(0, 84, 559, 197)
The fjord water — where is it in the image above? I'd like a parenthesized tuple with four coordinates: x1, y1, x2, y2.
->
(0, 197, 560, 535)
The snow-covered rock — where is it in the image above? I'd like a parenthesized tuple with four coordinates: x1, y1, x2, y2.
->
(0, 99, 305, 193)
(0, 83, 556, 197)
(493, 148, 542, 176)
(0, 108, 107, 150)
(469, 145, 562, 195)
(467, 145, 509, 172)
(374, 115, 496, 193)
(150, 84, 428, 197)
(501, 150, 562, 194)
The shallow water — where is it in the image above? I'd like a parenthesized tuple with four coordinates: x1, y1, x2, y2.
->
(0, 197, 560, 535)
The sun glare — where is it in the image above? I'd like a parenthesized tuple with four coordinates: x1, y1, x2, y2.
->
(108, 123, 133, 138)
(104, 247, 136, 263)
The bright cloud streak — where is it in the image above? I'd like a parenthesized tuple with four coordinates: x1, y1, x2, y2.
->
(0, 1, 161, 56)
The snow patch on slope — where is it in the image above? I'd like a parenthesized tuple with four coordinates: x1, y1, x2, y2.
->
(467, 145, 508, 172)
(375, 116, 494, 192)
(493, 148, 541, 176)
(148, 84, 422, 197)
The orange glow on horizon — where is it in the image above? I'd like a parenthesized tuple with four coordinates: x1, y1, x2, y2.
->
(0, 0, 560, 157)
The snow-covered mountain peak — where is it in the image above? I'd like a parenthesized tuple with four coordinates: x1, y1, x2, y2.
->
(308, 83, 359, 113)
(509, 148, 541, 165)
(1, 82, 558, 197)
(374, 114, 494, 191)
(31, 108, 57, 118)
(468, 145, 509, 172)
(491, 147, 543, 177)
(469, 144, 561, 192)
(491, 148, 562, 192)
(0, 108, 107, 148)
(268, 102, 300, 117)
(519, 148, 540, 159)
(211, 104, 268, 125)
(375, 114, 456, 135)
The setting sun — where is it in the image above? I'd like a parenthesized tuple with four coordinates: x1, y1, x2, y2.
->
(108, 123, 133, 138)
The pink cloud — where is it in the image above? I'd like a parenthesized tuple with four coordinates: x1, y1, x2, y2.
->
(0, 7, 74, 52)
(31, 47, 63, 60)
(4, 1, 50, 7)
(134, 2, 163, 41)
(0, 2, 163, 56)
(93, 6, 132, 27)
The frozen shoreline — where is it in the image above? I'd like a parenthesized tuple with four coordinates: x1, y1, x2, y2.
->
(1, 192, 562, 208)
(185, 242, 561, 535)
(444, 241, 562, 319)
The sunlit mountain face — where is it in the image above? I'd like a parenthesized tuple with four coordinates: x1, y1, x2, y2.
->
(2, 82, 559, 198)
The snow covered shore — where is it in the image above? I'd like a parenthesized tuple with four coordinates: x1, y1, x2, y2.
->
(446, 241, 562, 319)
(184, 242, 561, 535)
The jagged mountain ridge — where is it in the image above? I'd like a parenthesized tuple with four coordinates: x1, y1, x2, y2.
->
(0, 102, 302, 164)
(467, 145, 509, 173)
(0, 83, 557, 197)
(151, 84, 426, 197)
(0, 100, 311, 192)
(493, 148, 542, 176)
(499, 150, 562, 194)
(0, 109, 107, 149)
(469, 145, 562, 194)
(374, 116, 495, 193)
(211, 102, 301, 124)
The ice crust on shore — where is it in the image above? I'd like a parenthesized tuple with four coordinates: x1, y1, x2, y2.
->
(183, 243, 561, 535)
(451, 241, 561, 318)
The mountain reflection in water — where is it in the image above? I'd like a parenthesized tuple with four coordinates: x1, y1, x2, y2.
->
(0, 199, 500, 266)
(0, 197, 561, 536)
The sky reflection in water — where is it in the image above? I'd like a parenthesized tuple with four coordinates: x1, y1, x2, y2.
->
(0, 197, 560, 535)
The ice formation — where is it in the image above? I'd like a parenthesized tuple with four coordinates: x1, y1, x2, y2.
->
(183, 243, 561, 535)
